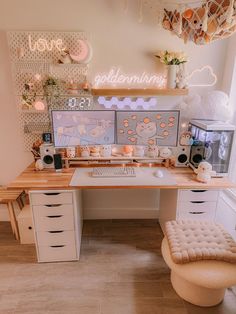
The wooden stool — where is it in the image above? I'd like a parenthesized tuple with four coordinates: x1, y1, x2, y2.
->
(0, 189, 25, 240)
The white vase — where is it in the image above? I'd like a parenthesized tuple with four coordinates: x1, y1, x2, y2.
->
(167, 65, 177, 89)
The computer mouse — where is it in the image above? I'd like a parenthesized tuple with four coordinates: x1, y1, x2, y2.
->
(154, 170, 164, 178)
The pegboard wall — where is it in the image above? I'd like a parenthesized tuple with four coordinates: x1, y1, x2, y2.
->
(7, 31, 93, 151)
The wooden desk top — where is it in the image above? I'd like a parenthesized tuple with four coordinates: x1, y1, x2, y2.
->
(7, 163, 235, 190)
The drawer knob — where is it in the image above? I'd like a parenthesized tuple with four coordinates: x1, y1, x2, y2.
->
(28, 226, 32, 230)
(50, 245, 65, 248)
(45, 204, 62, 207)
(190, 201, 205, 204)
(189, 211, 205, 214)
(48, 230, 64, 233)
(44, 193, 60, 196)
(191, 190, 207, 193)
(47, 215, 63, 218)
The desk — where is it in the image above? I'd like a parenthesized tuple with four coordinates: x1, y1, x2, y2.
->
(8, 164, 234, 190)
(8, 164, 235, 263)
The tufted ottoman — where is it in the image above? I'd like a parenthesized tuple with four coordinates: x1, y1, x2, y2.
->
(161, 220, 236, 307)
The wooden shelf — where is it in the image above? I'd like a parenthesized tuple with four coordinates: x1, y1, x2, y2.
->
(91, 88, 188, 96)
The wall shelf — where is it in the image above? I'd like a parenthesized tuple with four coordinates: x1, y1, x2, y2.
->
(91, 88, 188, 96)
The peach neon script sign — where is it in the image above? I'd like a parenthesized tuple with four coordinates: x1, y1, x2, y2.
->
(28, 35, 66, 52)
(94, 67, 166, 88)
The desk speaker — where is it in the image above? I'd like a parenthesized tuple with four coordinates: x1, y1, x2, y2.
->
(40, 144, 55, 168)
(190, 146, 205, 168)
(174, 146, 191, 167)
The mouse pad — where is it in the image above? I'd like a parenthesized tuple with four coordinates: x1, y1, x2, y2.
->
(70, 167, 177, 187)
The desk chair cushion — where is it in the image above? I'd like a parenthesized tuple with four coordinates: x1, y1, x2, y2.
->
(165, 220, 236, 264)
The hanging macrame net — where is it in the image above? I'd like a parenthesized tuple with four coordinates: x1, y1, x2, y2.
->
(162, 0, 236, 44)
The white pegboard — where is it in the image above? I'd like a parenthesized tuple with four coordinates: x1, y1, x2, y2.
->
(7, 31, 93, 151)
(7, 31, 88, 62)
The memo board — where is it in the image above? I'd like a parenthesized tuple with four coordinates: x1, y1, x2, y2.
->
(52, 110, 115, 147)
(116, 111, 179, 146)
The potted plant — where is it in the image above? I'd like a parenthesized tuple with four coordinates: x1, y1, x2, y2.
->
(155, 51, 187, 88)
(43, 76, 60, 105)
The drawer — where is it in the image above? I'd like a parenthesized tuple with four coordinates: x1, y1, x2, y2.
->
(30, 192, 73, 206)
(179, 189, 219, 202)
(34, 214, 75, 232)
(36, 230, 76, 246)
(38, 244, 77, 262)
(178, 201, 217, 221)
(33, 204, 74, 219)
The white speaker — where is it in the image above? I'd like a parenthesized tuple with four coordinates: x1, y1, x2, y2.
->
(39, 144, 55, 168)
(190, 146, 205, 168)
(173, 146, 191, 167)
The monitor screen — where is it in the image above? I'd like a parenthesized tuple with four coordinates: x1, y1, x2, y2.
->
(116, 110, 180, 146)
(51, 110, 116, 147)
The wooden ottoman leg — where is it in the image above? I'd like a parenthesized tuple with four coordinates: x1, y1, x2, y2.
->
(171, 271, 225, 307)
(7, 201, 20, 240)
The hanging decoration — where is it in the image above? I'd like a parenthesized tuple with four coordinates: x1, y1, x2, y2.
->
(162, 0, 236, 45)
(123, 0, 236, 45)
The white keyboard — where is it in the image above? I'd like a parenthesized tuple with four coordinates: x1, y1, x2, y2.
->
(92, 167, 136, 178)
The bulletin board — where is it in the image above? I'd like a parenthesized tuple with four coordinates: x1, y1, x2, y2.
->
(116, 110, 180, 146)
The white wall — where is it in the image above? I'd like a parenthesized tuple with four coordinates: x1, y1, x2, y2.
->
(0, 0, 232, 219)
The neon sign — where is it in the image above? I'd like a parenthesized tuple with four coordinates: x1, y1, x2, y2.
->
(94, 67, 166, 88)
(186, 65, 217, 87)
(28, 35, 66, 52)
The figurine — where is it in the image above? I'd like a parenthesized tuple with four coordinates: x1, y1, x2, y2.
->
(66, 147, 76, 158)
(90, 146, 100, 157)
(80, 145, 90, 157)
(123, 145, 134, 157)
(100, 145, 112, 157)
(159, 147, 172, 158)
(194, 161, 215, 183)
(180, 131, 193, 146)
(146, 145, 159, 158)
(35, 159, 44, 171)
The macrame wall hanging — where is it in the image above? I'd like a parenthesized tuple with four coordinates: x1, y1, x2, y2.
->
(124, 0, 236, 45)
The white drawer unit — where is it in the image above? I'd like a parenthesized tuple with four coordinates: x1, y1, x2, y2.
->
(30, 191, 73, 206)
(36, 230, 76, 246)
(177, 189, 219, 222)
(159, 189, 219, 233)
(29, 190, 83, 263)
(33, 204, 74, 220)
(179, 189, 219, 202)
(37, 244, 77, 263)
(178, 201, 217, 221)
(216, 195, 236, 241)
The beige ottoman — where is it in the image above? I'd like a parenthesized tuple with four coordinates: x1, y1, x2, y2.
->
(162, 237, 236, 307)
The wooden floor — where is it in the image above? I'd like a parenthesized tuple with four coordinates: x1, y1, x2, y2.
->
(0, 220, 236, 314)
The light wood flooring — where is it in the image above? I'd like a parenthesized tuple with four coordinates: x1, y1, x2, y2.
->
(0, 220, 236, 314)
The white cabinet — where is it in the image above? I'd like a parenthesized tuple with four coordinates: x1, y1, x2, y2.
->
(177, 189, 219, 221)
(215, 193, 236, 241)
(159, 189, 219, 233)
(29, 190, 83, 263)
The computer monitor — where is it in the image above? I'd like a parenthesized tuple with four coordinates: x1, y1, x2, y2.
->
(116, 110, 180, 146)
(51, 110, 116, 147)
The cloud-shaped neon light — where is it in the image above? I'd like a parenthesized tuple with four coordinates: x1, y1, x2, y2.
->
(186, 65, 217, 87)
